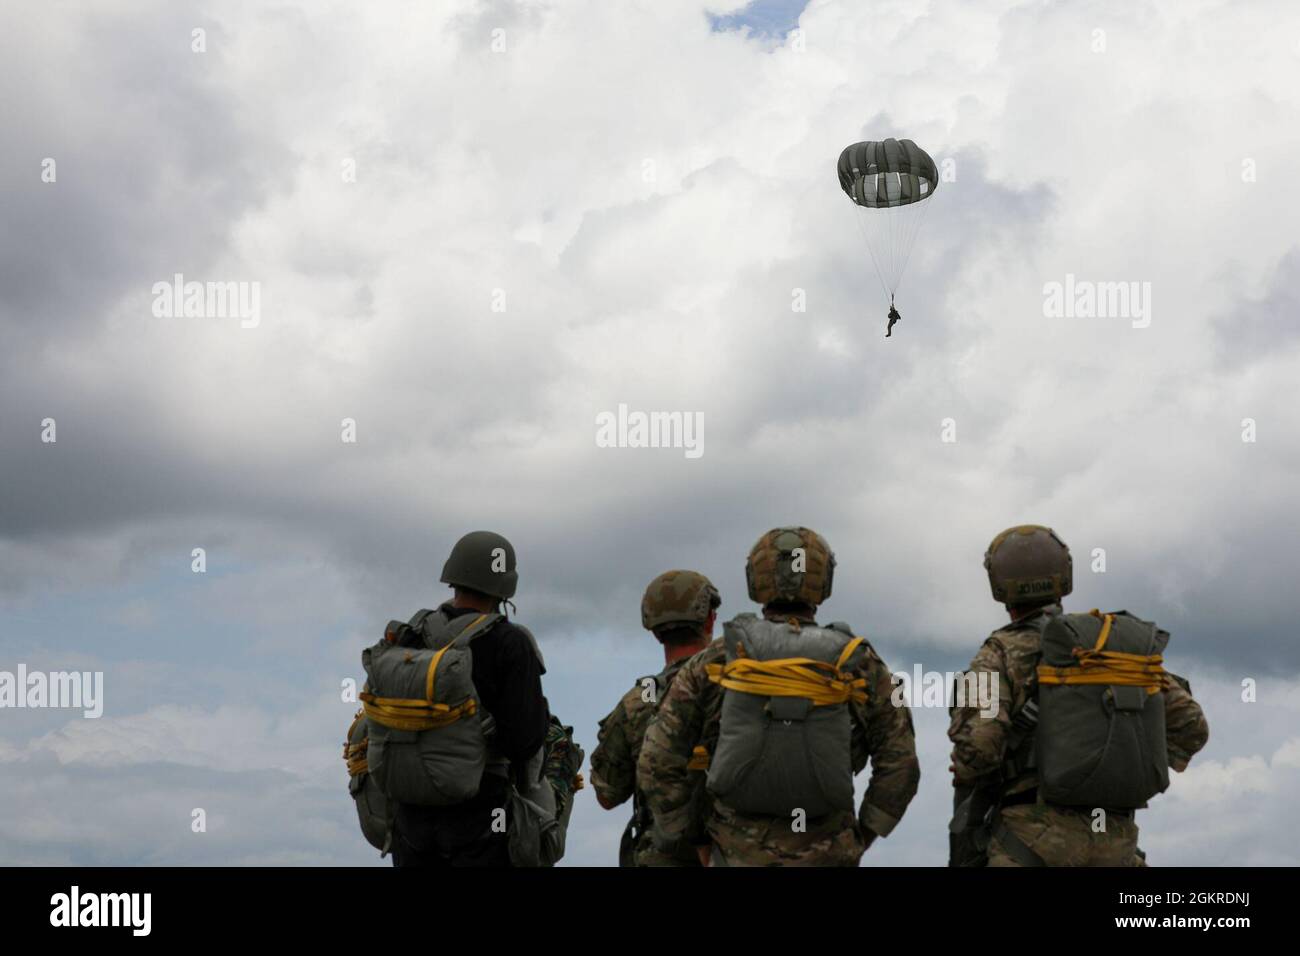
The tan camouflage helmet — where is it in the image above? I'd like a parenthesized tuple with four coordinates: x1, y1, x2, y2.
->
(984, 524, 1072, 606)
(641, 570, 721, 632)
(745, 527, 836, 607)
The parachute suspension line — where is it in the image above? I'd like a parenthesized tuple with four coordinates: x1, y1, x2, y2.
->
(896, 173, 909, 286)
(866, 186, 927, 298)
(837, 138, 939, 308)
(892, 193, 933, 298)
(853, 201, 892, 302)
(884, 191, 895, 291)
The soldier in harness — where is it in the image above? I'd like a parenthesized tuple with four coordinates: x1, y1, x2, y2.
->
(947, 525, 1210, 866)
(590, 570, 720, 866)
(639, 528, 921, 867)
(372, 531, 553, 867)
(886, 298, 901, 338)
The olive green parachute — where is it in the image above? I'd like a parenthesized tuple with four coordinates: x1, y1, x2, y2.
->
(837, 138, 939, 300)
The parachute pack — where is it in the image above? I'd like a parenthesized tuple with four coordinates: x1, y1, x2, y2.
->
(360, 609, 503, 807)
(343, 708, 391, 851)
(346, 608, 577, 865)
(1033, 610, 1171, 809)
(705, 614, 869, 818)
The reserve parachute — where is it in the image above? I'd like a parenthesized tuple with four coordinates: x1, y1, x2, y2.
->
(837, 138, 940, 316)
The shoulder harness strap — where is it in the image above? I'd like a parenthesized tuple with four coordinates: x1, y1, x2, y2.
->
(451, 611, 502, 648)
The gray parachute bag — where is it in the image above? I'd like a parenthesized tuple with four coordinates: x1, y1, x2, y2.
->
(1035, 611, 1170, 809)
(344, 710, 391, 851)
(507, 747, 563, 867)
(706, 613, 867, 818)
(362, 609, 502, 807)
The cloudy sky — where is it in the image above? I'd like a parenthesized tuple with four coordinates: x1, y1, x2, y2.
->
(2, 0, 1298, 866)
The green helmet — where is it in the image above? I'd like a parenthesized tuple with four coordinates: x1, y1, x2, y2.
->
(745, 527, 835, 607)
(984, 524, 1072, 606)
(641, 570, 721, 632)
(440, 530, 518, 600)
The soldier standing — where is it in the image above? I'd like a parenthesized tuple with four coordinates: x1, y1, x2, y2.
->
(638, 528, 920, 866)
(590, 570, 720, 866)
(388, 531, 551, 867)
(948, 525, 1210, 866)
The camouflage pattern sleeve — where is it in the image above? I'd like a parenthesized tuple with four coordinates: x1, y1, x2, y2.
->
(1163, 673, 1210, 772)
(947, 636, 1017, 784)
(853, 648, 920, 838)
(589, 688, 639, 808)
(637, 643, 722, 848)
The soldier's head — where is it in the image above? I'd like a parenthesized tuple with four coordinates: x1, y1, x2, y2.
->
(983, 524, 1072, 617)
(745, 527, 835, 620)
(641, 570, 720, 655)
(440, 531, 518, 611)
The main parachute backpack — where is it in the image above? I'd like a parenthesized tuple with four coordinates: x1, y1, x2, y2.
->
(1035, 610, 1171, 809)
(705, 614, 869, 818)
(360, 609, 502, 807)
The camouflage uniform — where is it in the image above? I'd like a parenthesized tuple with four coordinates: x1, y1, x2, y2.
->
(591, 658, 702, 866)
(948, 604, 1210, 866)
(591, 569, 720, 866)
(639, 608, 921, 866)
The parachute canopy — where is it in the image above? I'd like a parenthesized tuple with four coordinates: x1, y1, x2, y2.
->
(837, 139, 939, 208)
(837, 138, 939, 298)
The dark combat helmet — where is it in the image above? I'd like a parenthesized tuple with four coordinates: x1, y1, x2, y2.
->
(440, 531, 518, 600)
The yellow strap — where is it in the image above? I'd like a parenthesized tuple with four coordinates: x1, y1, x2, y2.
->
(344, 708, 367, 774)
(1038, 613, 1167, 694)
(1093, 612, 1113, 652)
(834, 636, 865, 671)
(345, 739, 370, 776)
(364, 615, 488, 732)
(687, 745, 710, 771)
(706, 654, 868, 707)
(360, 691, 478, 731)
(425, 643, 452, 703)
(424, 614, 487, 703)
(344, 709, 371, 776)
(347, 707, 365, 736)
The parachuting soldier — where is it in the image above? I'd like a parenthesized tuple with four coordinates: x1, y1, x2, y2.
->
(837, 138, 939, 339)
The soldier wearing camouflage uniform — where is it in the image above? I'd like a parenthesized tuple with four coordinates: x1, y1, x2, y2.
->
(590, 570, 720, 866)
(948, 525, 1210, 867)
(638, 528, 921, 866)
